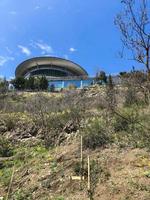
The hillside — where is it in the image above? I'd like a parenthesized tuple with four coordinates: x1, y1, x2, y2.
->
(0, 83, 150, 200)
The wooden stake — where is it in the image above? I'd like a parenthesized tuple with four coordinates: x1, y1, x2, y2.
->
(6, 165, 15, 200)
(88, 155, 90, 191)
(88, 155, 93, 200)
(80, 135, 83, 181)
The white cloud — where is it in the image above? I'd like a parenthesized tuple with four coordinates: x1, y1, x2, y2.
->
(42, 54, 54, 57)
(34, 41, 54, 54)
(18, 45, 31, 56)
(69, 47, 77, 52)
(5, 47, 12, 54)
(0, 56, 14, 66)
(34, 6, 40, 10)
(0, 57, 7, 66)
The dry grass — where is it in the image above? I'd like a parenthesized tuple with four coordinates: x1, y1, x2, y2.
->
(1, 140, 150, 200)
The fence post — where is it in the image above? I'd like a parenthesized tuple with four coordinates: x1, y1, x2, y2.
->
(88, 155, 90, 191)
(80, 135, 83, 181)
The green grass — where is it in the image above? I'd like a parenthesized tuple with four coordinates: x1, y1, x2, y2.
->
(12, 189, 32, 200)
(53, 196, 65, 200)
(0, 143, 54, 188)
(0, 167, 13, 187)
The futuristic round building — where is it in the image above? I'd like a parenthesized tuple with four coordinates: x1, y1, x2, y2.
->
(15, 57, 94, 89)
(15, 57, 88, 79)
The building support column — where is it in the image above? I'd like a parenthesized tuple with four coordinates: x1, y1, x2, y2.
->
(62, 81, 65, 89)
(80, 80, 83, 89)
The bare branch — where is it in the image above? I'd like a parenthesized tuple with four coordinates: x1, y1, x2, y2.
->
(115, 0, 150, 73)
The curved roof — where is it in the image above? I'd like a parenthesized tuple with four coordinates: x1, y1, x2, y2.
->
(15, 57, 88, 77)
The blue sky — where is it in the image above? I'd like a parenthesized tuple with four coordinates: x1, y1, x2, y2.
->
(0, 0, 144, 79)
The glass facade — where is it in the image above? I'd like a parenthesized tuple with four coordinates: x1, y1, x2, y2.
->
(48, 78, 95, 90)
(30, 68, 69, 77)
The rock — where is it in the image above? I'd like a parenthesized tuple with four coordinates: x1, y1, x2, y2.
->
(63, 120, 78, 134)
(26, 124, 37, 136)
(3, 123, 38, 142)
(3, 131, 13, 139)
(21, 137, 41, 146)
(56, 132, 67, 145)
(56, 154, 65, 162)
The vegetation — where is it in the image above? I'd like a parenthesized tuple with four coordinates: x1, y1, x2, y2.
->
(115, 0, 150, 75)
(0, 0, 150, 199)
(0, 78, 8, 93)
(0, 137, 14, 157)
(11, 76, 48, 91)
(95, 70, 107, 84)
(82, 117, 111, 149)
(0, 71, 150, 199)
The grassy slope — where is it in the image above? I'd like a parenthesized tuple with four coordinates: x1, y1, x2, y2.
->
(0, 90, 150, 200)
(1, 142, 150, 200)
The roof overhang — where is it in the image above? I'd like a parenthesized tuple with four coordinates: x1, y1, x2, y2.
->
(15, 57, 88, 78)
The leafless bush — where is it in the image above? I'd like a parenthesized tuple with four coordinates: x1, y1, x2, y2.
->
(105, 75, 117, 113)
(120, 72, 150, 105)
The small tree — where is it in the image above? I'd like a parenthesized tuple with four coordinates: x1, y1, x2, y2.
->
(11, 77, 26, 90)
(39, 76, 48, 90)
(33, 77, 41, 91)
(82, 118, 110, 150)
(119, 71, 128, 77)
(120, 70, 149, 104)
(26, 77, 35, 90)
(107, 75, 113, 89)
(115, 0, 150, 76)
(0, 78, 8, 93)
(96, 71, 107, 84)
(106, 75, 116, 113)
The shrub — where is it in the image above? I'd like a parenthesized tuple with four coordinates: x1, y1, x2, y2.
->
(112, 107, 150, 148)
(114, 114, 130, 132)
(0, 137, 13, 157)
(73, 161, 83, 176)
(0, 113, 25, 131)
(96, 71, 107, 84)
(39, 76, 48, 90)
(0, 167, 12, 187)
(12, 189, 32, 200)
(105, 75, 116, 112)
(113, 107, 139, 133)
(67, 84, 77, 90)
(11, 77, 26, 90)
(89, 160, 110, 200)
(42, 108, 82, 148)
(124, 87, 139, 106)
(46, 108, 82, 131)
(12, 76, 48, 91)
(82, 118, 111, 149)
(4, 116, 16, 131)
(0, 78, 8, 93)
